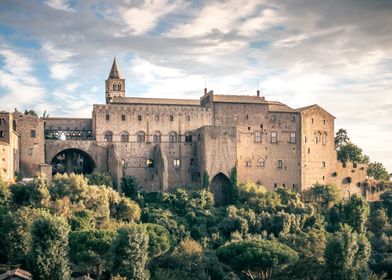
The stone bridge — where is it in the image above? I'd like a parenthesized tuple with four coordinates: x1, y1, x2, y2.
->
(45, 140, 108, 171)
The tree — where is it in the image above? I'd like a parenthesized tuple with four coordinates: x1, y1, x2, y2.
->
(335, 128, 350, 149)
(110, 224, 149, 279)
(24, 109, 38, 117)
(121, 175, 139, 200)
(368, 162, 390, 181)
(216, 239, 298, 280)
(337, 142, 369, 164)
(303, 183, 340, 209)
(380, 190, 392, 218)
(0, 178, 11, 208)
(29, 213, 71, 280)
(11, 177, 50, 208)
(202, 171, 209, 189)
(323, 224, 371, 280)
(69, 229, 116, 279)
(144, 223, 171, 259)
(229, 166, 239, 204)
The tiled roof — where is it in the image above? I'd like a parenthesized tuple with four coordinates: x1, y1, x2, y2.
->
(110, 97, 200, 106)
(0, 268, 31, 280)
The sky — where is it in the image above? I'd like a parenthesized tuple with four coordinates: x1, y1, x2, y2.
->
(0, 0, 391, 172)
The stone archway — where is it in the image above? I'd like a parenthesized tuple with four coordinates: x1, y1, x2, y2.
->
(51, 148, 95, 175)
(210, 172, 231, 206)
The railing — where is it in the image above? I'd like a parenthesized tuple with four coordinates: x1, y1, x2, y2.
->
(45, 129, 94, 141)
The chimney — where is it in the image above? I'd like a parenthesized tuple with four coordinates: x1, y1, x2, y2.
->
(204, 88, 207, 95)
(257, 90, 260, 97)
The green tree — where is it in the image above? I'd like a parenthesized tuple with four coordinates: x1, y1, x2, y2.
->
(380, 190, 392, 218)
(24, 109, 38, 117)
(110, 224, 149, 279)
(121, 175, 139, 200)
(144, 223, 171, 259)
(335, 128, 350, 149)
(11, 177, 50, 208)
(29, 213, 71, 280)
(202, 171, 209, 189)
(337, 142, 369, 164)
(229, 166, 239, 204)
(303, 183, 340, 209)
(216, 239, 298, 280)
(367, 162, 390, 181)
(323, 224, 371, 280)
(0, 178, 11, 208)
(69, 229, 116, 279)
(86, 171, 113, 187)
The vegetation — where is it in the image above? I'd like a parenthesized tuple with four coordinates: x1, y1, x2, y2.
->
(335, 128, 369, 164)
(0, 173, 392, 279)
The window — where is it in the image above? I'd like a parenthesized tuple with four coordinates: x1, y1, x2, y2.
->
(31, 130, 36, 138)
(289, 132, 296, 143)
(173, 159, 181, 167)
(169, 132, 177, 143)
(113, 84, 117, 91)
(255, 131, 261, 143)
(28, 148, 33, 156)
(146, 159, 154, 168)
(274, 183, 277, 188)
(322, 161, 326, 168)
(245, 159, 251, 167)
(272, 115, 276, 122)
(121, 115, 126, 121)
(155, 115, 160, 121)
(0, 131, 4, 138)
(186, 116, 190, 121)
(104, 131, 113, 142)
(121, 132, 129, 142)
(311, 118, 314, 124)
(290, 115, 296, 122)
(308, 148, 310, 154)
(105, 114, 110, 121)
(257, 159, 265, 167)
(185, 133, 192, 143)
(323, 120, 326, 125)
(322, 133, 327, 145)
(137, 131, 145, 143)
(153, 132, 161, 143)
(190, 158, 195, 165)
(277, 160, 283, 169)
(245, 114, 249, 121)
(271, 131, 277, 143)
(305, 136, 307, 143)
(138, 115, 142, 121)
(118, 84, 121, 91)
(170, 115, 174, 121)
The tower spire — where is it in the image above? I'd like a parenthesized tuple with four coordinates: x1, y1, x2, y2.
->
(108, 57, 121, 79)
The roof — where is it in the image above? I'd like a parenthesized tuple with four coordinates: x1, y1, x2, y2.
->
(211, 94, 268, 104)
(296, 104, 336, 118)
(0, 268, 31, 280)
(268, 103, 297, 113)
(109, 97, 200, 106)
(108, 58, 121, 79)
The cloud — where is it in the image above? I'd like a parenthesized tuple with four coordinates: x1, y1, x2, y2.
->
(43, 0, 75, 12)
(42, 42, 77, 80)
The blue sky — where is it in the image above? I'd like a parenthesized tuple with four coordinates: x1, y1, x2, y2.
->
(0, 0, 391, 172)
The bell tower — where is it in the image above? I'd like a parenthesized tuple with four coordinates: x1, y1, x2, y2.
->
(105, 58, 125, 103)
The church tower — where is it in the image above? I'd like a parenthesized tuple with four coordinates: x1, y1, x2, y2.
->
(105, 58, 125, 103)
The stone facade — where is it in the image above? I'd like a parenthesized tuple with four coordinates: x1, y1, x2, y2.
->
(0, 59, 369, 202)
(0, 112, 19, 181)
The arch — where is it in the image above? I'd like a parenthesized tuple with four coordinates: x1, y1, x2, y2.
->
(257, 158, 265, 167)
(51, 148, 95, 175)
(118, 84, 121, 91)
(184, 131, 193, 143)
(120, 131, 129, 142)
(210, 172, 231, 206)
(153, 131, 162, 143)
(136, 131, 145, 143)
(169, 131, 177, 143)
(104, 130, 113, 142)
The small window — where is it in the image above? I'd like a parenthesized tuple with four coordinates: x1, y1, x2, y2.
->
(186, 116, 190, 122)
(104, 131, 113, 142)
(118, 84, 121, 91)
(185, 133, 192, 143)
(105, 114, 110, 121)
(274, 183, 277, 188)
(305, 136, 307, 143)
(155, 115, 160, 121)
(173, 159, 181, 167)
(138, 115, 142, 121)
(257, 159, 265, 167)
(170, 115, 174, 121)
(289, 132, 296, 143)
(322, 161, 326, 168)
(323, 120, 326, 125)
(308, 148, 310, 154)
(190, 158, 195, 165)
(255, 131, 261, 143)
(113, 84, 117, 91)
(121, 115, 126, 121)
(28, 148, 33, 156)
(31, 130, 36, 138)
(245, 114, 249, 121)
(137, 132, 145, 143)
(153, 132, 161, 143)
(277, 160, 283, 169)
(0, 131, 4, 138)
(169, 132, 177, 143)
(245, 159, 252, 167)
(311, 118, 314, 124)
(121, 132, 129, 142)
(271, 131, 277, 143)
(146, 159, 154, 168)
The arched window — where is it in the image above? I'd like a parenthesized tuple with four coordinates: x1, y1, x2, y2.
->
(257, 158, 265, 167)
(104, 131, 113, 142)
(113, 84, 117, 91)
(185, 132, 192, 143)
(120, 131, 129, 142)
(155, 115, 160, 121)
(322, 132, 327, 145)
(118, 84, 121, 91)
(186, 116, 191, 122)
(170, 115, 174, 121)
(153, 131, 161, 143)
(169, 131, 177, 143)
(245, 159, 252, 167)
(137, 131, 145, 143)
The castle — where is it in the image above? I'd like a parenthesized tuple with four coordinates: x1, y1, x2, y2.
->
(0, 59, 367, 203)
